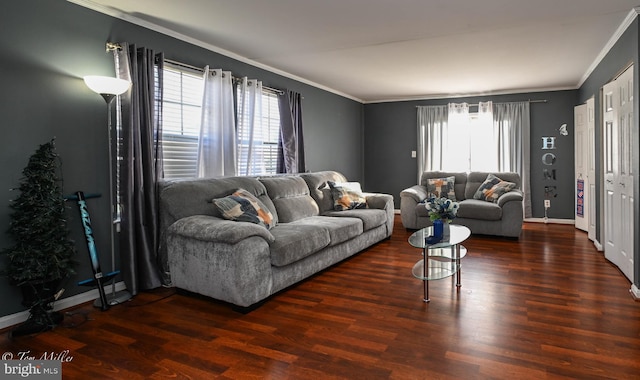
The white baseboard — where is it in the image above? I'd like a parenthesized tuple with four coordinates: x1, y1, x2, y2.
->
(524, 218, 575, 225)
(593, 240, 604, 251)
(0, 282, 126, 331)
(631, 284, 640, 300)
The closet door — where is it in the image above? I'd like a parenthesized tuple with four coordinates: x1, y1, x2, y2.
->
(574, 103, 588, 232)
(603, 65, 634, 282)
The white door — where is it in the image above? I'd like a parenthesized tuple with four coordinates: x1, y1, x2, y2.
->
(574, 103, 588, 232)
(603, 79, 619, 269)
(603, 65, 634, 283)
(586, 97, 596, 242)
(617, 66, 634, 282)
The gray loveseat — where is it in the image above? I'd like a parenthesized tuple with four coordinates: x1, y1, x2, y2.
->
(158, 171, 394, 310)
(400, 171, 523, 238)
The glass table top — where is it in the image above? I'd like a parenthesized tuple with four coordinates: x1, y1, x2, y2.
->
(408, 224, 471, 249)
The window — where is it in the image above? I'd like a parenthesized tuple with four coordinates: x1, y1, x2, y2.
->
(442, 103, 498, 172)
(159, 64, 203, 179)
(158, 63, 282, 179)
(236, 87, 281, 176)
(468, 111, 499, 172)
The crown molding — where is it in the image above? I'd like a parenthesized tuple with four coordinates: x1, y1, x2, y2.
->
(69, 1, 640, 105)
(67, 0, 364, 103)
(577, 7, 640, 88)
(365, 85, 577, 104)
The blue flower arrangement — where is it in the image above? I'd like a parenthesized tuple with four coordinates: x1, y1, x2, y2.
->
(425, 197, 459, 221)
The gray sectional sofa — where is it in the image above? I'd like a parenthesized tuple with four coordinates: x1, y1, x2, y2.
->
(158, 171, 394, 310)
(400, 171, 523, 238)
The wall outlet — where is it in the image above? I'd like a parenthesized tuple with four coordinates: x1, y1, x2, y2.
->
(544, 199, 550, 208)
(411, 150, 416, 158)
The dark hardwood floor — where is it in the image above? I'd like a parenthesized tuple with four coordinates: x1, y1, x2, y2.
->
(2, 216, 639, 379)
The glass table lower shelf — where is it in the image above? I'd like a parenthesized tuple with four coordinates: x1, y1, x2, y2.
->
(408, 224, 471, 303)
(412, 246, 467, 281)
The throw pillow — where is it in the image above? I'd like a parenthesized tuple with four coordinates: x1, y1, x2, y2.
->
(426, 176, 457, 201)
(473, 174, 516, 203)
(330, 181, 363, 193)
(327, 181, 367, 211)
(212, 188, 275, 229)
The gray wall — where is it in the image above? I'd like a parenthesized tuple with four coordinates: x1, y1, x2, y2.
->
(363, 91, 579, 219)
(0, 0, 363, 318)
(578, 18, 639, 287)
(3, 0, 637, 320)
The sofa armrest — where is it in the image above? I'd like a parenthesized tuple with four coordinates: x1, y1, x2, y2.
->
(364, 193, 395, 237)
(400, 185, 429, 203)
(168, 215, 275, 244)
(365, 193, 394, 210)
(497, 190, 523, 207)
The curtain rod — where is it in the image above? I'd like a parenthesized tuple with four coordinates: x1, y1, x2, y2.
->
(416, 99, 547, 108)
(106, 43, 284, 95)
(164, 58, 284, 95)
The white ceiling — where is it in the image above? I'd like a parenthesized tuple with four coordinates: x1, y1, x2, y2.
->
(74, 0, 640, 103)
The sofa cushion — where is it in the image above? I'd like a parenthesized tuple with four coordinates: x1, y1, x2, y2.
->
(288, 216, 363, 247)
(426, 176, 457, 201)
(473, 174, 516, 203)
(212, 188, 275, 229)
(457, 199, 502, 221)
(159, 176, 278, 231)
(323, 209, 387, 231)
(260, 176, 319, 223)
(328, 181, 367, 211)
(269, 221, 331, 267)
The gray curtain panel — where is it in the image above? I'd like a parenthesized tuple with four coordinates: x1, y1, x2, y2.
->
(277, 90, 306, 173)
(493, 101, 532, 218)
(115, 43, 165, 293)
(417, 105, 448, 182)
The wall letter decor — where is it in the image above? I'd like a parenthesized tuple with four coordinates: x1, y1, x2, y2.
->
(541, 137, 556, 150)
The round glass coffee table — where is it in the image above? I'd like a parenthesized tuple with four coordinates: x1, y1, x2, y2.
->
(408, 224, 471, 303)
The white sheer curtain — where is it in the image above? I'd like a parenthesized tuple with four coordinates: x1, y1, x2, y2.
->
(417, 100, 531, 217)
(236, 77, 263, 176)
(196, 66, 236, 177)
(417, 105, 448, 182)
(446, 103, 470, 172)
(470, 101, 496, 172)
(494, 101, 531, 218)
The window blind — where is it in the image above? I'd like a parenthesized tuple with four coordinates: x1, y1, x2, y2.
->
(159, 64, 203, 179)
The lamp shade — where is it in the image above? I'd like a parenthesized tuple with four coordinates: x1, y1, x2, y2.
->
(83, 76, 130, 96)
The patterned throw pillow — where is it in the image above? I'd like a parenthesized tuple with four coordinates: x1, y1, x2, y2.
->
(213, 188, 275, 229)
(328, 181, 367, 211)
(473, 174, 516, 203)
(426, 176, 456, 201)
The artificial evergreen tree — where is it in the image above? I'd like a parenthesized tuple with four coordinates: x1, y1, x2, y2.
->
(2, 139, 76, 336)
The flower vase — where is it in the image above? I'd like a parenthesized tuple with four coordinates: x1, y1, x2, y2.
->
(442, 220, 450, 241)
(432, 219, 443, 239)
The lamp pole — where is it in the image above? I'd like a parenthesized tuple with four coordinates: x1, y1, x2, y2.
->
(83, 76, 131, 307)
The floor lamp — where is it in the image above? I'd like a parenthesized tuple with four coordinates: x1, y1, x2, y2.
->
(83, 75, 131, 307)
